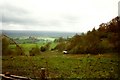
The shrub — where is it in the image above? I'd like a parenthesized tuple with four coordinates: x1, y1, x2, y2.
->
(15, 46, 25, 56)
(45, 42, 51, 50)
(29, 45, 40, 56)
(2, 36, 10, 56)
(40, 46, 46, 52)
(54, 42, 66, 51)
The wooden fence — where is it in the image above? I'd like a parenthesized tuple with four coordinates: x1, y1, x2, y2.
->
(0, 68, 46, 80)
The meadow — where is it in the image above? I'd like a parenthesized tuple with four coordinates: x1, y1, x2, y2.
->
(9, 42, 57, 56)
(2, 51, 119, 79)
(2, 27, 120, 79)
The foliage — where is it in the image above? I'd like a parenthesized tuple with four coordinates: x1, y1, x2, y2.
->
(40, 46, 46, 52)
(2, 36, 9, 49)
(55, 16, 120, 54)
(45, 42, 51, 50)
(29, 45, 40, 56)
(54, 37, 66, 42)
(2, 35, 26, 56)
(15, 46, 25, 56)
(54, 42, 67, 51)
(40, 42, 51, 52)
(1, 36, 16, 56)
(2, 36, 10, 55)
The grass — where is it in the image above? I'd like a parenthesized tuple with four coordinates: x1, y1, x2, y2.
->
(9, 44, 39, 55)
(8, 42, 57, 55)
(49, 42, 57, 50)
(2, 51, 119, 79)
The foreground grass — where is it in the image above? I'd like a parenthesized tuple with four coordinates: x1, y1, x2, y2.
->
(2, 52, 120, 79)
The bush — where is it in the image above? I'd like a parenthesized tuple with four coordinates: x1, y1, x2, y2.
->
(54, 42, 66, 51)
(40, 46, 46, 52)
(29, 45, 40, 56)
(40, 42, 51, 52)
(45, 42, 51, 50)
(15, 46, 25, 56)
(69, 45, 88, 54)
(99, 39, 114, 53)
(2, 36, 10, 55)
(69, 46, 79, 54)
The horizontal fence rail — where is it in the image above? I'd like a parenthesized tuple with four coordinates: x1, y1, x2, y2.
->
(0, 72, 32, 80)
(0, 68, 47, 80)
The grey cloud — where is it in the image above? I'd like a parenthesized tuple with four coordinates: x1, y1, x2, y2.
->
(1, 5, 39, 25)
(37, 15, 80, 27)
(2, 4, 28, 15)
(1, 4, 62, 27)
(2, 14, 38, 25)
(62, 15, 80, 23)
(1, 4, 80, 29)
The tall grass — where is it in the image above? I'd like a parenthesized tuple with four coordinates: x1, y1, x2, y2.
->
(2, 52, 119, 78)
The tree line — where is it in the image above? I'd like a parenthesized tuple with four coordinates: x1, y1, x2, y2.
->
(55, 16, 120, 54)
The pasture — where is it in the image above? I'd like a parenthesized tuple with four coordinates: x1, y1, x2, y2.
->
(2, 51, 119, 79)
(8, 42, 57, 55)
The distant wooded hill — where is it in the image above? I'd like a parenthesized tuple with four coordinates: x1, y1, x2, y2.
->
(55, 16, 120, 54)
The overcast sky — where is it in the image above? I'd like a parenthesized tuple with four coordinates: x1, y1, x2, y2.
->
(1, 0, 119, 32)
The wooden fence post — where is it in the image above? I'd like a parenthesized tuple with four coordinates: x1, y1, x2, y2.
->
(41, 68, 46, 80)
(5, 72, 10, 76)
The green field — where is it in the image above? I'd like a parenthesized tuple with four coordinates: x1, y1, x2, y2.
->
(2, 35, 120, 79)
(2, 52, 119, 79)
(9, 42, 57, 55)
